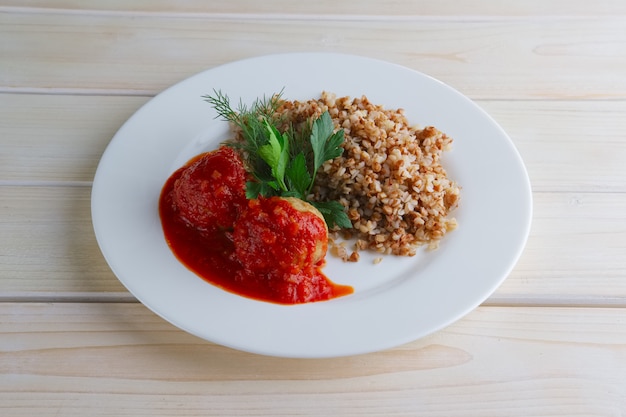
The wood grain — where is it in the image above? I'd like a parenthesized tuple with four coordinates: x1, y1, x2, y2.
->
(479, 100, 626, 193)
(0, 186, 125, 295)
(0, 94, 149, 183)
(499, 192, 626, 302)
(2, 0, 626, 16)
(1, 303, 625, 416)
(1, 12, 625, 99)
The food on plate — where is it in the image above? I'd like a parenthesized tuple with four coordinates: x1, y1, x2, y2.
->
(274, 92, 460, 259)
(159, 90, 459, 304)
(160, 146, 352, 305)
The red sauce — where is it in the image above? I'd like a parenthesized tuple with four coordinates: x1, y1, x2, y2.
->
(159, 146, 353, 304)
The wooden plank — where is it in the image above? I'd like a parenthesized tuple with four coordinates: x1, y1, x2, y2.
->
(1, 302, 625, 416)
(2, 186, 626, 302)
(0, 94, 149, 183)
(479, 100, 626, 193)
(0, 186, 125, 295)
(3, 94, 626, 192)
(1, 13, 625, 99)
(2, 0, 626, 16)
(498, 191, 626, 302)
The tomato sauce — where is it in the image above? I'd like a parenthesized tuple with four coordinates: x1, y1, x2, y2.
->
(159, 146, 353, 304)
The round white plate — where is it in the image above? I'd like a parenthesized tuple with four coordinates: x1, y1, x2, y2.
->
(92, 53, 532, 358)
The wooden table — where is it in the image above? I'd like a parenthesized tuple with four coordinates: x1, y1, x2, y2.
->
(2, 1, 626, 415)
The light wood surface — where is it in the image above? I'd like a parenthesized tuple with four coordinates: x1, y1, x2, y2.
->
(2, 1, 625, 415)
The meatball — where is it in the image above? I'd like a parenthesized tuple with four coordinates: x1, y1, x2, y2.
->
(172, 146, 247, 231)
(233, 196, 328, 274)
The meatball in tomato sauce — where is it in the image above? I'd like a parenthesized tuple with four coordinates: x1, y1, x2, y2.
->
(171, 146, 247, 231)
(233, 196, 342, 303)
(233, 197, 328, 274)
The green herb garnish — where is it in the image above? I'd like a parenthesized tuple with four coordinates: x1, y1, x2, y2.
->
(203, 90, 352, 230)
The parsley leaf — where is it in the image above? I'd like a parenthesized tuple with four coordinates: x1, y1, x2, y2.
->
(245, 180, 272, 199)
(285, 153, 311, 199)
(258, 119, 290, 192)
(309, 111, 345, 193)
(311, 201, 352, 229)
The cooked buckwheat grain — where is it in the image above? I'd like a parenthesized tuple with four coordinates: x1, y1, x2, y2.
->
(274, 92, 460, 260)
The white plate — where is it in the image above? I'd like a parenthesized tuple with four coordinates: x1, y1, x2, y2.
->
(92, 53, 532, 358)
